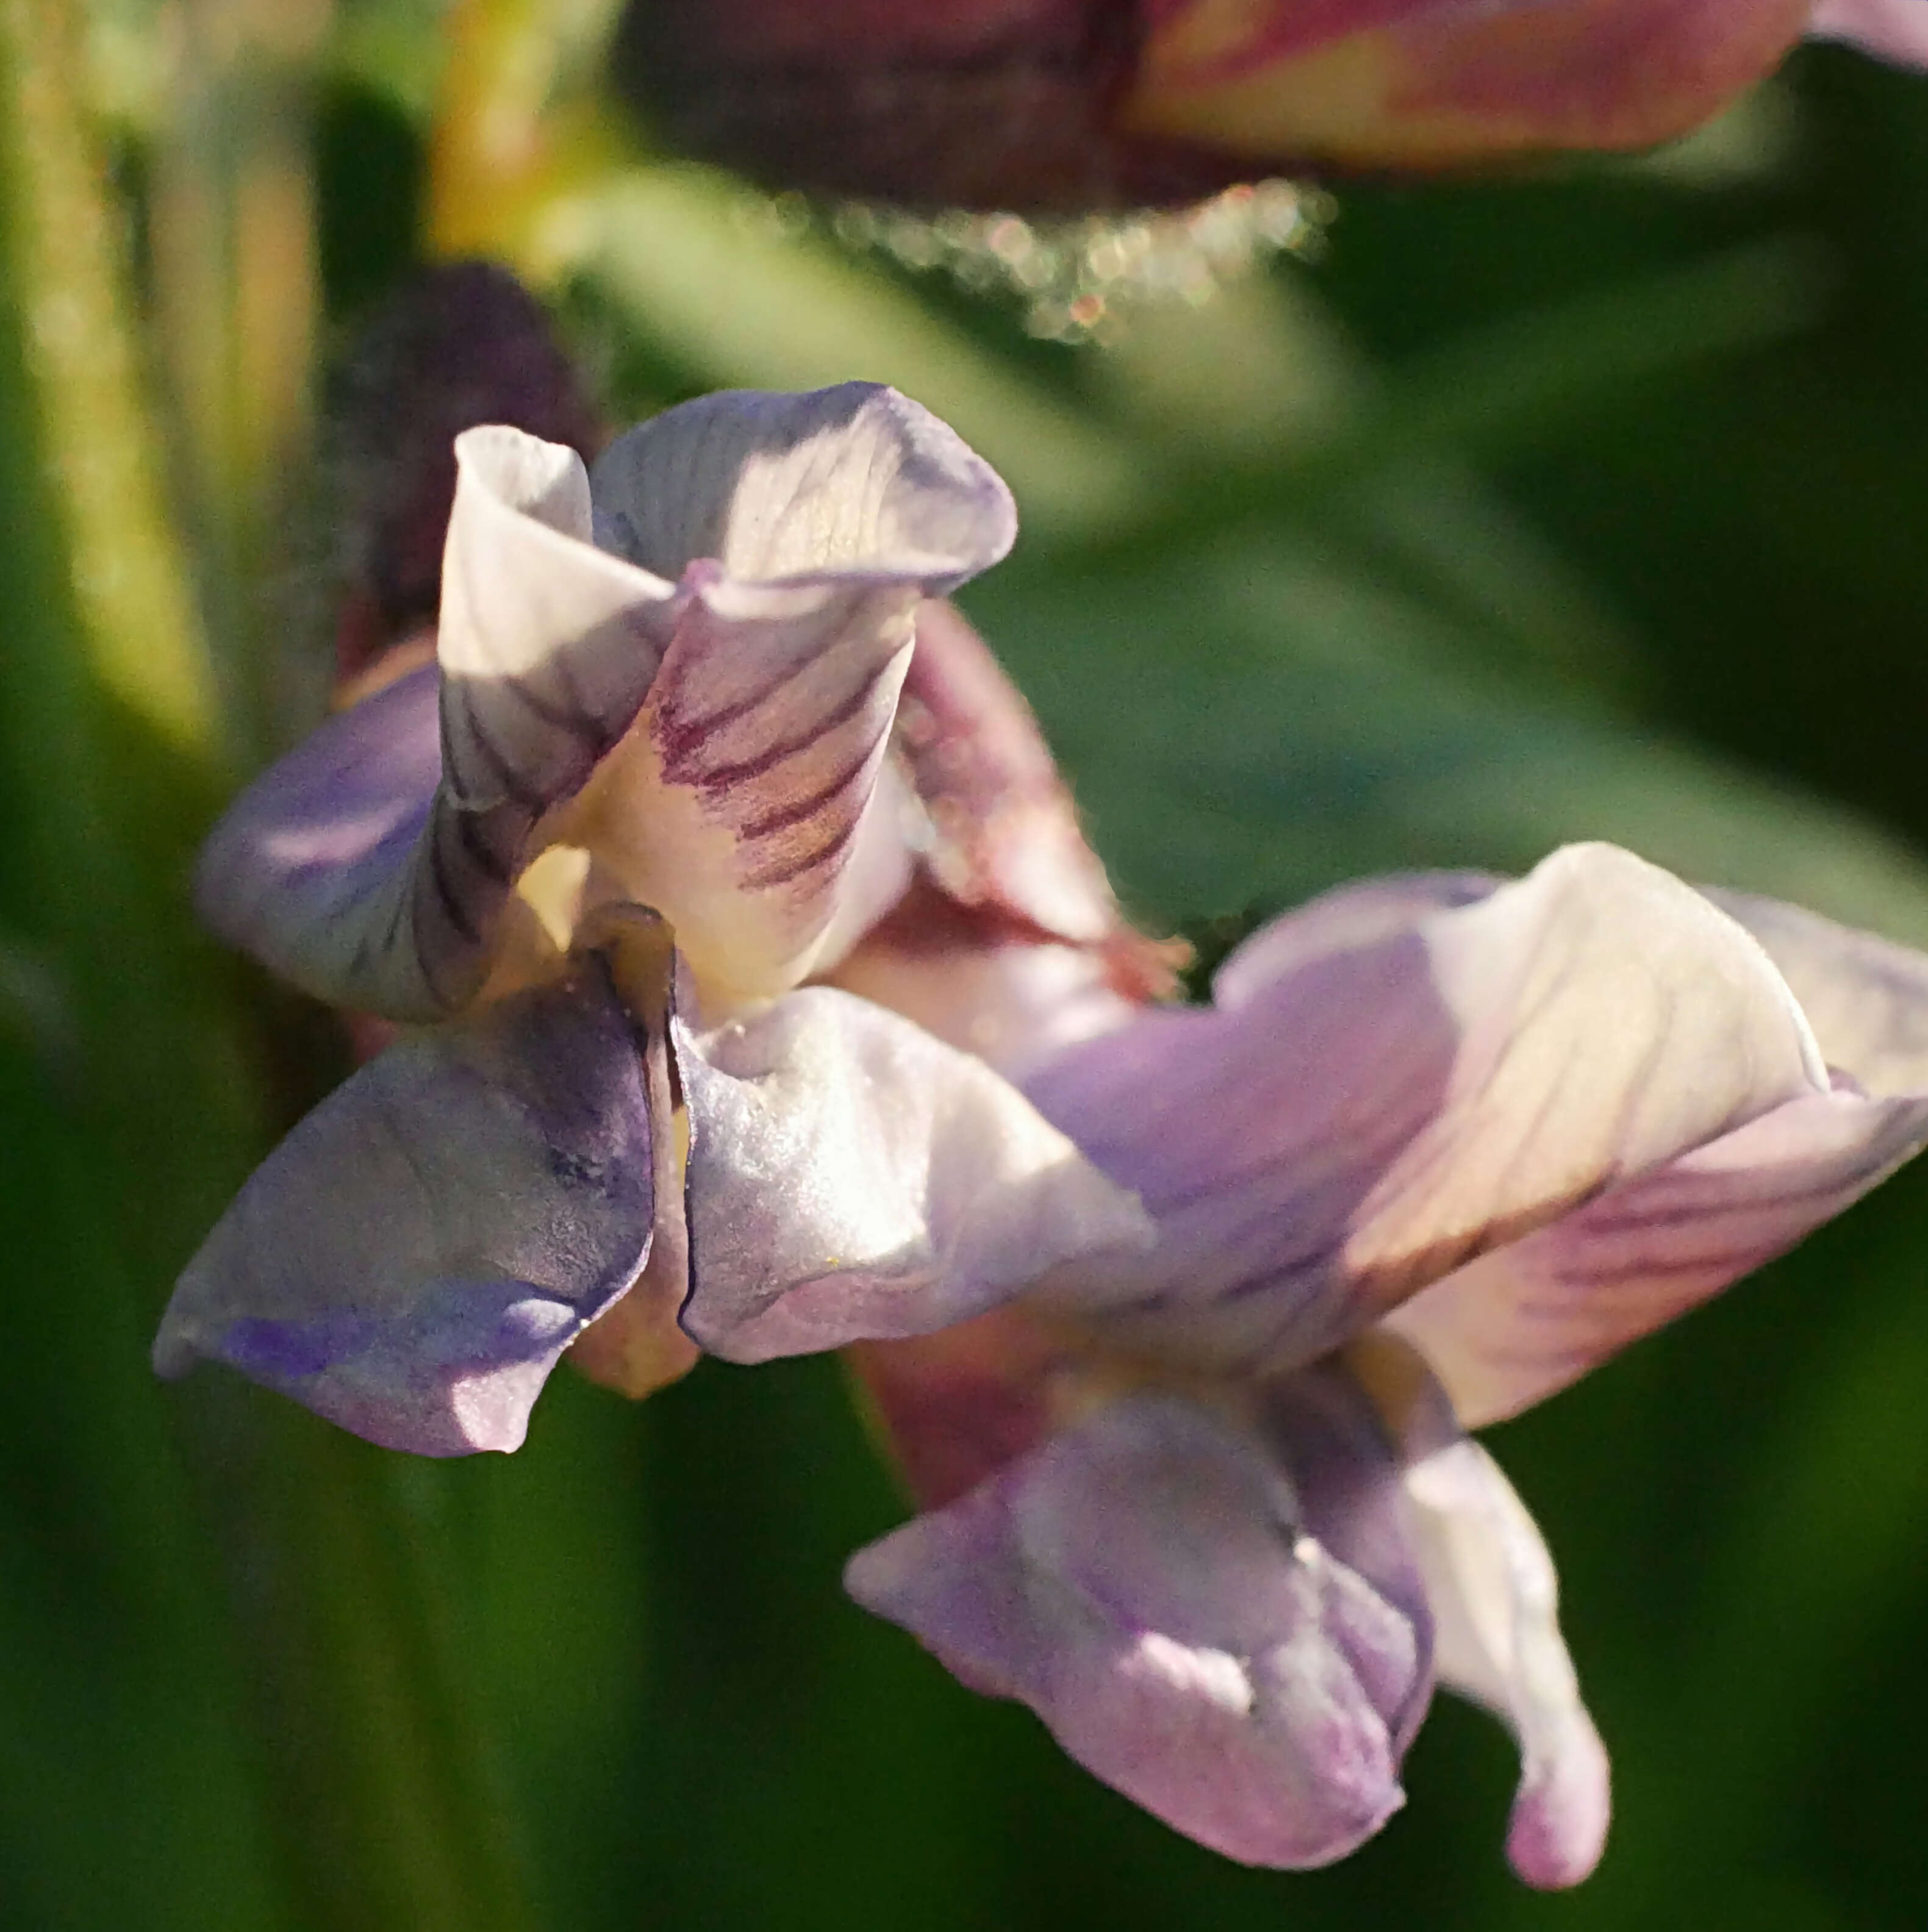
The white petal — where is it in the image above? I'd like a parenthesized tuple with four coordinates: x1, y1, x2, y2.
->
(1394, 1404, 1609, 1890)
(675, 987, 1150, 1361)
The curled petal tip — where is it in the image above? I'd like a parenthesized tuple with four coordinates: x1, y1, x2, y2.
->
(1506, 1718, 1611, 1889)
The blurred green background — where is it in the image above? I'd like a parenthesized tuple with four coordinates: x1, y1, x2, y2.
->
(4, 3, 1928, 1928)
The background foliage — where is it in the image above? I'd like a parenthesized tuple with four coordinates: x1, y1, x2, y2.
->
(2, 4, 1927, 1927)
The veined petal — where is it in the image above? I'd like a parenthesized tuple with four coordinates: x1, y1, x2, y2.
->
(154, 959, 658, 1454)
(199, 390, 1016, 1020)
(1026, 845, 1829, 1375)
(200, 426, 678, 1019)
(675, 987, 1150, 1362)
(1364, 1348, 1608, 1890)
(552, 387, 1017, 1006)
(846, 1381, 1430, 1867)
(1388, 892, 1928, 1425)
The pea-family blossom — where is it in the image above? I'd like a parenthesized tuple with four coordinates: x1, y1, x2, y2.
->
(153, 382, 1153, 1451)
(156, 363, 1928, 1891)
(619, 0, 1928, 207)
(835, 800, 1928, 1886)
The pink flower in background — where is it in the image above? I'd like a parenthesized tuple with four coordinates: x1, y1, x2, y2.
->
(617, 0, 1928, 206)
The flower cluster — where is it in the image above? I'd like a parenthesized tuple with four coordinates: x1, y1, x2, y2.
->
(160, 372, 1928, 1886)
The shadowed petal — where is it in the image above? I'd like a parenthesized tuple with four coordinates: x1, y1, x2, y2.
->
(676, 987, 1150, 1362)
(199, 426, 679, 1018)
(1025, 845, 1828, 1375)
(1369, 1352, 1608, 1889)
(154, 959, 657, 1454)
(846, 1383, 1430, 1867)
(554, 387, 1017, 1005)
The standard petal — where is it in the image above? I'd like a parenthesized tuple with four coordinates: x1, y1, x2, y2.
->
(845, 1382, 1430, 1867)
(1367, 1351, 1609, 1889)
(200, 425, 678, 1019)
(154, 959, 658, 1454)
(1025, 845, 1829, 1375)
(675, 986, 1150, 1362)
(548, 386, 1017, 1006)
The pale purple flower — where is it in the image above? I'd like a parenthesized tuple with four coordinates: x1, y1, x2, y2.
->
(844, 843, 1928, 1887)
(154, 384, 1151, 1453)
(154, 371, 1928, 1891)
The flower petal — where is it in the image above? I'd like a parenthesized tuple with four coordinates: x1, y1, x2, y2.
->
(153, 958, 658, 1454)
(1127, 0, 1812, 168)
(1381, 871, 1928, 1425)
(1368, 1352, 1608, 1889)
(845, 1380, 1430, 1867)
(897, 599, 1124, 945)
(199, 425, 678, 1019)
(1025, 845, 1829, 1375)
(1808, 0, 1928, 68)
(1388, 1082, 1928, 1426)
(1701, 890, 1928, 1099)
(675, 987, 1150, 1362)
(553, 387, 1017, 1006)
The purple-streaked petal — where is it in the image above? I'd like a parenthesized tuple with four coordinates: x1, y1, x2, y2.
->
(552, 387, 1017, 1006)
(1368, 1350, 1608, 1889)
(675, 986, 1150, 1362)
(1808, 0, 1928, 66)
(200, 425, 678, 1019)
(1385, 880, 1928, 1425)
(845, 1379, 1431, 1867)
(200, 390, 1016, 1020)
(1387, 1081, 1928, 1426)
(154, 959, 657, 1454)
(1025, 844, 1829, 1375)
